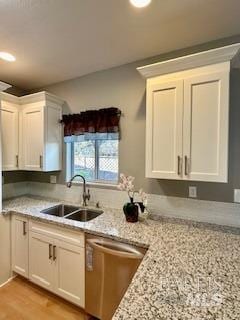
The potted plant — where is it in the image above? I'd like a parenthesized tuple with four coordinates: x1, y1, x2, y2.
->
(118, 173, 147, 223)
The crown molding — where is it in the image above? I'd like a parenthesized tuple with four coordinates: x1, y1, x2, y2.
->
(1, 90, 65, 107)
(18, 91, 64, 106)
(45, 91, 65, 106)
(0, 92, 19, 104)
(0, 81, 11, 92)
(137, 43, 240, 78)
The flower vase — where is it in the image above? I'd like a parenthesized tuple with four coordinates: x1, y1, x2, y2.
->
(123, 198, 139, 223)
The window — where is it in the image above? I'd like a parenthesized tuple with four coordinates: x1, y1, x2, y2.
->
(67, 139, 119, 183)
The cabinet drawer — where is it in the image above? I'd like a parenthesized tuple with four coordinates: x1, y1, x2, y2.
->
(29, 220, 84, 248)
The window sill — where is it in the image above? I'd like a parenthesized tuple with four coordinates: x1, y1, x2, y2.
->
(67, 180, 119, 190)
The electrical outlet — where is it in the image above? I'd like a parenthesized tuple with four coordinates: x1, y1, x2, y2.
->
(234, 189, 240, 203)
(189, 186, 197, 198)
(50, 175, 57, 184)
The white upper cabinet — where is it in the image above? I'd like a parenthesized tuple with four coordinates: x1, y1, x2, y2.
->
(138, 44, 240, 183)
(0, 98, 19, 171)
(183, 70, 229, 182)
(21, 104, 44, 171)
(0, 91, 64, 172)
(146, 80, 183, 179)
(20, 92, 63, 171)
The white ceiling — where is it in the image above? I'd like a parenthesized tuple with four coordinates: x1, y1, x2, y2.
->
(0, 0, 240, 89)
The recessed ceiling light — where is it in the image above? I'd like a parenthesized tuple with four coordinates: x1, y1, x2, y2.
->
(130, 0, 151, 8)
(0, 52, 16, 62)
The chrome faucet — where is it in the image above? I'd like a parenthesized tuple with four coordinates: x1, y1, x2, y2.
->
(67, 174, 90, 206)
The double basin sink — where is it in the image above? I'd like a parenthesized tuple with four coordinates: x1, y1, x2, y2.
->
(41, 204, 103, 222)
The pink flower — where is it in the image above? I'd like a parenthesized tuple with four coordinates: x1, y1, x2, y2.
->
(118, 173, 135, 193)
(118, 173, 147, 206)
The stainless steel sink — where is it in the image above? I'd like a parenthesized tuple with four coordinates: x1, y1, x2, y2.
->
(41, 204, 103, 222)
(41, 204, 81, 217)
(65, 209, 103, 222)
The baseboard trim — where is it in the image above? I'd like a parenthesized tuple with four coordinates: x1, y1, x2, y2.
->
(0, 275, 17, 288)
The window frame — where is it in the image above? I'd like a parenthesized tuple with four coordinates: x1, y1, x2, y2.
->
(66, 139, 119, 186)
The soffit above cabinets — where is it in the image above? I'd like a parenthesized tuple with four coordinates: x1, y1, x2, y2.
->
(137, 43, 240, 78)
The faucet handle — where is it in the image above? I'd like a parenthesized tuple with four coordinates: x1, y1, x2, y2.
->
(87, 189, 91, 200)
(96, 201, 100, 208)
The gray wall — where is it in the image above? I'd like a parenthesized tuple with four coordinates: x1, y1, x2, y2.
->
(5, 35, 240, 203)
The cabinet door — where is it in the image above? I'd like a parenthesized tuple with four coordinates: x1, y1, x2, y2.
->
(183, 71, 229, 182)
(146, 80, 184, 179)
(1, 102, 19, 171)
(12, 216, 28, 278)
(45, 105, 62, 171)
(54, 241, 85, 308)
(29, 232, 55, 291)
(21, 105, 44, 171)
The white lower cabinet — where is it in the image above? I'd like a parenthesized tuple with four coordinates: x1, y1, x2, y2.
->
(11, 215, 29, 278)
(12, 217, 85, 309)
(55, 241, 85, 306)
(29, 232, 55, 292)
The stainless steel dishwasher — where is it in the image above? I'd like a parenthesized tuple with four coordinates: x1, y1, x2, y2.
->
(85, 234, 146, 320)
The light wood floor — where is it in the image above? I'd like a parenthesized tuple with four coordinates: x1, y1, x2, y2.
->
(0, 277, 87, 320)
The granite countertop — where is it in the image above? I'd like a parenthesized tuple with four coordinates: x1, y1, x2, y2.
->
(3, 196, 240, 320)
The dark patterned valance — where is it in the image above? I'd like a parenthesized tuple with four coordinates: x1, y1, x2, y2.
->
(61, 107, 121, 141)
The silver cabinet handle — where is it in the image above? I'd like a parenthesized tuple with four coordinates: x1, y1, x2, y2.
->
(184, 156, 189, 176)
(23, 221, 27, 235)
(53, 245, 57, 261)
(177, 156, 182, 175)
(16, 155, 19, 168)
(40, 155, 43, 169)
(49, 244, 52, 260)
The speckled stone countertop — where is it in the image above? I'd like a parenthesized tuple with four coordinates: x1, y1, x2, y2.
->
(3, 196, 240, 320)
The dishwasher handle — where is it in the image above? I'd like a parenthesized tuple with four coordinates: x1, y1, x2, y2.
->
(86, 238, 144, 260)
